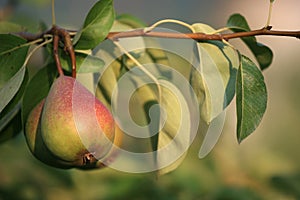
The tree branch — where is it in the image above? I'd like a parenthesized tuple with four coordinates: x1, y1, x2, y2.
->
(11, 26, 300, 77)
(14, 26, 300, 43)
(107, 27, 300, 41)
(18, 26, 77, 78)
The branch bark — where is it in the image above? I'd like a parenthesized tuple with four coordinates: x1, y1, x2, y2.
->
(107, 27, 300, 41)
(14, 26, 300, 43)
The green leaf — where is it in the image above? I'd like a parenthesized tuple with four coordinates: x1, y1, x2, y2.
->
(0, 67, 26, 114)
(0, 109, 22, 143)
(0, 34, 29, 115)
(0, 69, 28, 143)
(227, 14, 273, 70)
(74, 0, 115, 50)
(22, 63, 57, 125)
(60, 51, 105, 73)
(236, 55, 267, 143)
(155, 81, 194, 176)
(0, 22, 25, 34)
(191, 23, 239, 124)
(95, 42, 198, 175)
(0, 34, 29, 86)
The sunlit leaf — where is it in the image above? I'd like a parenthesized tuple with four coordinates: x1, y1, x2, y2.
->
(74, 0, 115, 50)
(198, 111, 225, 158)
(95, 39, 198, 175)
(155, 80, 194, 176)
(236, 55, 267, 143)
(227, 14, 273, 70)
(191, 23, 239, 124)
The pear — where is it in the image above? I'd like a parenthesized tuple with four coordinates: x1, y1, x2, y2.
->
(25, 99, 73, 169)
(41, 75, 115, 167)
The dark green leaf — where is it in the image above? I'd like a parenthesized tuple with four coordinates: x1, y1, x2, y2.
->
(227, 14, 273, 70)
(270, 174, 300, 198)
(22, 63, 57, 125)
(60, 51, 105, 73)
(0, 34, 29, 86)
(0, 109, 22, 143)
(74, 0, 115, 50)
(0, 34, 29, 114)
(236, 55, 267, 143)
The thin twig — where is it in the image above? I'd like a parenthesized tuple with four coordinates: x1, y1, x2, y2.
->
(107, 27, 300, 41)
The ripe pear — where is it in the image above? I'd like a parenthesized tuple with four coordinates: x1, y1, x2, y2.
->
(25, 99, 73, 169)
(77, 123, 124, 170)
(41, 75, 115, 167)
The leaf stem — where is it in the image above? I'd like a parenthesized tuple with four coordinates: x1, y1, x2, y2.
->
(23, 39, 52, 69)
(265, 1, 273, 28)
(0, 38, 45, 56)
(145, 19, 196, 33)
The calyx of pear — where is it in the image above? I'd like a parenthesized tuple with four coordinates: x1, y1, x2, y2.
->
(25, 75, 122, 169)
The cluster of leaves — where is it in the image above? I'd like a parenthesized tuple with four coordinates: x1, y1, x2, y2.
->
(0, 0, 272, 174)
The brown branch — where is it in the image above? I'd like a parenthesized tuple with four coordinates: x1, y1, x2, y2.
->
(107, 27, 300, 41)
(14, 26, 300, 43)
(11, 26, 300, 77)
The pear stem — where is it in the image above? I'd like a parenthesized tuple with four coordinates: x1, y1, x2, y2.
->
(51, 25, 77, 77)
(53, 34, 64, 76)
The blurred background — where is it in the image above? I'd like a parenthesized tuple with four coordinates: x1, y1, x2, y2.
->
(1, 0, 300, 199)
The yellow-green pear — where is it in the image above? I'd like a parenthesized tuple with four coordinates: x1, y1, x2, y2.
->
(41, 75, 115, 167)
(25, 99, 74, 168)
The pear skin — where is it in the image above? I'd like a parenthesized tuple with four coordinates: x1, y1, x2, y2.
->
(41, 75, 115, 166)
(25, 99, 74, 169)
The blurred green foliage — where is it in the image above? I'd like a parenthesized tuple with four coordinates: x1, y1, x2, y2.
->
(1, 130, 300, 199)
